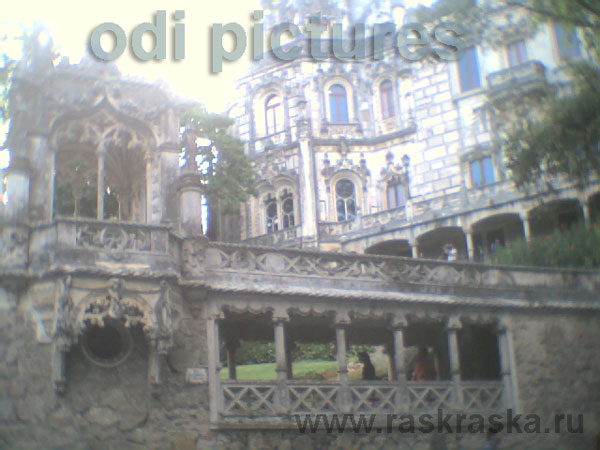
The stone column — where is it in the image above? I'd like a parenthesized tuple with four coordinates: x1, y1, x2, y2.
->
(335, 312, 351, 412)
(445, 315, 463, 409)
(497, 316, 520, 413)
(177, 172, 205, 237)
(2, 157, 30, 222)
(148, 346, 162, 395)
(96, 150, 106, 220)
(226, 339, 239, 380)
(391, 314, 409, 412)
(465, 230, 475, 261)
(297, 119, 318, 245)
(521, 214, 531, 241)
(410, 241, 419, 258)
(207, 310, 222, 423)
(582, 199, 591, 227)
(273, 310, 289, 415)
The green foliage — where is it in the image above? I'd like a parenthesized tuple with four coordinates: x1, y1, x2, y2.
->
(491, 223, 600, 268)
(503, 63, 600, 189)
(293, 343, 336, 361)
(180, 107, 256, 239)
(233, 341, 275, 365)
(232, 341, 337, 365)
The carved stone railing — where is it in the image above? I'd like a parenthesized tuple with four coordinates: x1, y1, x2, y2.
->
(243, 226, 300, 247)
(27, 218, 175, 276)
(487, 60, 548, 101)
(187, 242, 600, 302)
(319, 206, 408, 240)
(288, 382, 340, 415)
(221, 381, 279, 417)
(218, 380, 505, 424)
(349, 382, 398, 414)
(253, 130, 289, 153)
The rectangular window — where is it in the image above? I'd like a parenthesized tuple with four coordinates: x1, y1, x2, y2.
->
(506, 39, 528, 66)
(470, 156, 495, 187)
(457, 47, 481, 92)
(387, 183, 405, 209)
(554, 23, 582, 61)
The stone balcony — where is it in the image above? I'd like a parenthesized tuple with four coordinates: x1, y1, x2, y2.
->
(486, 60, 548, 103)
(217, 379, 505, 427)
(23, 218, 178, 279)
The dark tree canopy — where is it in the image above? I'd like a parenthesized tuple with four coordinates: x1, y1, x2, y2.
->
(180, 107, 256, 240)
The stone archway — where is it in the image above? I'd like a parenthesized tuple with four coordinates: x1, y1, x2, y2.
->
(416, 226, 467, 260)
(528, 199, 583, 236)
(471, 213, 525, 261)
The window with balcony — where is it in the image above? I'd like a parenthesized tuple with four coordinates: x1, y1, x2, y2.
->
(386, 182, 406, 209)
(470, 156, 495, 187)
(457, 47, 481, 92)
(335, 179, 356, 221)
(329, 84, 349, 123)
(265, 196, 278, 233)
(265, 94, 283, 135)
(379, 79, 395, 119)
(506, 39, 528, 67)
(281, 193, 295, 230)
(264, 190, 296, 233)
(554, 23, 582, 61)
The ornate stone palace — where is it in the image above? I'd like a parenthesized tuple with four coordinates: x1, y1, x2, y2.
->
(229, 3, 600, 258)
(0, 6, 599, 450)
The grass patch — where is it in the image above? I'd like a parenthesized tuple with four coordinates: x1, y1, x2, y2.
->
(220, 360, 338, 380)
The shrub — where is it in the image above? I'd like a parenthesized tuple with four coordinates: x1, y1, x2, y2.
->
(491, 224, 600, 268)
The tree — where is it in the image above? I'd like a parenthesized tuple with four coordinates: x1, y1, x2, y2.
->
(416, 0, 600, 189)
(180, 107, 256, 240)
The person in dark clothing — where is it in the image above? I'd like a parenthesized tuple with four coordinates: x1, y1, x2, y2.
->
(358, 352, 376, 380)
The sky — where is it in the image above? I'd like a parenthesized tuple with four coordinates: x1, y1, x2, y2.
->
(2, 0, 435, 113)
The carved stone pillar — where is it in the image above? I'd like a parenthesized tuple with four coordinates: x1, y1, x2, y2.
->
(445, 315, 463, 409)
(497, 316, 520, 413)
(2, 157, 30, 222)
(521, 214, 531, 241)
(273, 309, 289, 415)
(96, 149, 105, 220)
(391, 314, 409, 412)
(582, 199, 591, 227)
(274, 318, 288, 382)
(410, 241, 419, 258)
(226, 339, 239, 380)
(206, 308, 223, 423)
(465, 230, 475, 261)
(177, 172, 205, 237)
(335, 312, 350, 412)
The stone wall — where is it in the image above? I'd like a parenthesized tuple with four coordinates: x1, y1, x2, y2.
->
(1, 281, 599, 449)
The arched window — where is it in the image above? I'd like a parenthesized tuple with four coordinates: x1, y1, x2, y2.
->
(265, 94, 283, 135)
(335, 179, 356, 221)
(329, 84, 349, 123)
(386, 182, 405, 209)
(265, 195, 278, 232)
(380, 80, 395, 119)
(281, 195, 295, 229)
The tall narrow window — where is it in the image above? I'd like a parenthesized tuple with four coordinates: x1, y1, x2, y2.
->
(281, 195, 295, 229)
(265, 94, 283, 135)
(506, 39, 528, 66)
(386, 182, 405, 209)
(554, 23, 582, 61)
(470, 156, 495, 187)
(265, 196, 278, 232)
(380, 80, 395, 119)
(329, 84, 349, 123)
(335, 179, 356, 221)
(457, 47, 481, 92)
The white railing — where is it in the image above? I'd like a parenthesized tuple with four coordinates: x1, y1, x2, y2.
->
(221, 381, 279, 417)
(218, 380, 505, 421)
(349, 382, 398, 414)
(288, 382, 340, 415)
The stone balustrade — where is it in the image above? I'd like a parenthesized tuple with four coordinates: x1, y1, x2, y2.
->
(218, 379, 505, 424)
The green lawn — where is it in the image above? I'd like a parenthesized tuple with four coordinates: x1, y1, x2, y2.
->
(220, 360, 338, 380)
